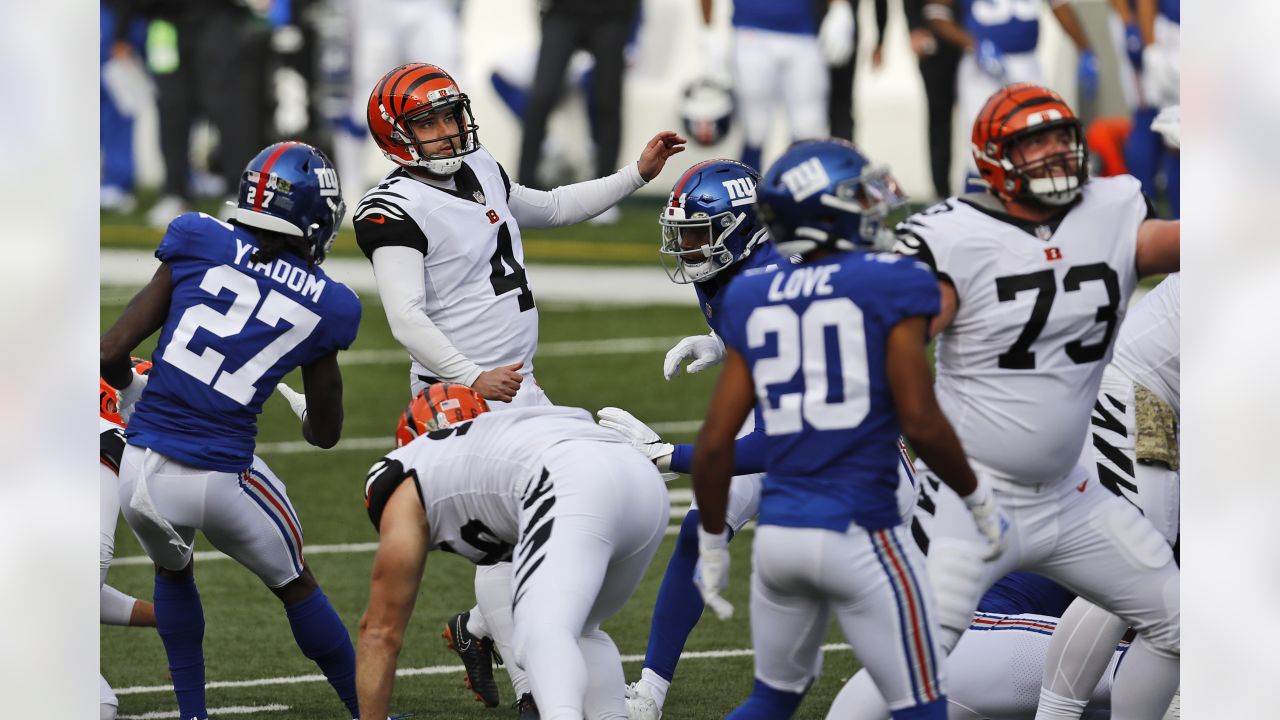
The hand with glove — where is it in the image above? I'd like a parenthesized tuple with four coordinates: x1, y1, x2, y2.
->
(276, 382, 308, 422)
(975, 39, 1007, 82)
(1141, 44, 1179, 108)
(1077, 48, 1099, 102)
(819, 0, 856, 66)
(597, 407, 678, 480)
(961, 479, 1009, 561)
(1150, 105, 1180, 150)
(663, 333, 725, 380)
(115, 368, 150, 424)
(695, 527, 735, 620)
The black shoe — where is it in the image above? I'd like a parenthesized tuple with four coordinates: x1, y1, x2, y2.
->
(515, 693, 540, 719)
(442, 611, 500, 707)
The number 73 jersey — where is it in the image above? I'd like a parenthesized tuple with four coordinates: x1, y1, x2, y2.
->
(895, 176, 1150, 486)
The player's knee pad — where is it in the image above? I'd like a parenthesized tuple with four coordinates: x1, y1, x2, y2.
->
(926, 539, 985, 640)
(1090, 499, 1175, 571)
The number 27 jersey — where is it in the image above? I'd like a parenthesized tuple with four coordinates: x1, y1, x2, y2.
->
(895, 176, 1149, 486)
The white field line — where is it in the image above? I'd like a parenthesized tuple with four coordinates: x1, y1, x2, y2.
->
(253, 420, 703, 455)
(119, 704, 289, 718)
(112, 492, 704, 567)
(117, 643, 848, 696)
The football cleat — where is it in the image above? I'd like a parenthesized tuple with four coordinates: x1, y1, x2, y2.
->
(515, 693, 540, 720)
(441, 611, 500, 707)
(625, 683, 661, 720)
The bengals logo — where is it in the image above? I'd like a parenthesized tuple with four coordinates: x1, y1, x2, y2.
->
(486, 209, 500, 224)
(1044, 247, 1063, 261)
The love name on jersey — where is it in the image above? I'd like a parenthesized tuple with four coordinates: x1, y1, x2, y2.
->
(766, 264, 838, 302)
(233, 238, 327, 302)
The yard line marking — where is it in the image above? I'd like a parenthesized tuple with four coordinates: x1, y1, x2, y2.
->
(117, 642, 846, 696)
(340, 336, 685, 366)
(253, 420, 704, 455)
(119, 704, 289, 718)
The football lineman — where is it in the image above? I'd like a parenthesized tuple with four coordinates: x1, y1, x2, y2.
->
(354, 62, 684, 711)
(100, 142, 363, 720)
(834, 84, 1180, 719)
(691, 138, 1005, 720)
(355, 385, 670, 720)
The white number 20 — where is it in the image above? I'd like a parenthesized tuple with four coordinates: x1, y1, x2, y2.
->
(746, 297, 870, 435)
(164, 265, 320, 404)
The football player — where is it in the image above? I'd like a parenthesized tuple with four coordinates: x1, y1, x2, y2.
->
(355, 385, 670, 720)
(354, 62, 684, 712)
(923, 0, 1097, 192)
(100, 142, 363, 720)
(691, 138, 1006, 720)
(833, 84, 1180, 720)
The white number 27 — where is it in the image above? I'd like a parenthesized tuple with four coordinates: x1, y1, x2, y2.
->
(746, 297, 870, 435)
(165, 265, 320, 404)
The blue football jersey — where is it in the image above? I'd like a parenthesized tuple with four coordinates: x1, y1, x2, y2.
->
(127, 212, 362, 472)
(963, 0, 1043, 54)
(718, 251, 939, 531)
(732, 0, 818, 35)
(1159, 0, 1179, 23)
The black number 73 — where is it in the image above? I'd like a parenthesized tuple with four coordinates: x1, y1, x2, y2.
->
(995, 263, 1120, 370)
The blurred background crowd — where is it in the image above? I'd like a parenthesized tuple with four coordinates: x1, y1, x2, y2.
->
(100, 0, 1180, 227)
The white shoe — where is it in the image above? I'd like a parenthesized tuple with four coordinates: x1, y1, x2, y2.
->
(625, 682, 661, 720)
(146, 195, 191, 228)
(100, 186, 137, 213)
(588, 205, 621, 225)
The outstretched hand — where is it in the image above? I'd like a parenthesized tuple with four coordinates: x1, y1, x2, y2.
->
(637, 131, 688, 182)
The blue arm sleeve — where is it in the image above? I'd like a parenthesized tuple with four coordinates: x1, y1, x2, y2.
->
(668, 427, 768, 476)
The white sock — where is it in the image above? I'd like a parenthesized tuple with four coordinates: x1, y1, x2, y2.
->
(639, 667, 672, 709)
(466, 604, 489, 638)
(1035, 687, 1090, 720)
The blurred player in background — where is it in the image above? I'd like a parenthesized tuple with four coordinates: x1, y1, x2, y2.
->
(691, 138, 1006, 720)
(833, 83, 1180, 720)
(100, 368, 158, 720)
(924, 0, 1097, 192)
(355, 62, 685, 714)
(100, 141, 362, 720)
(816, 0, 889, 143)
(355, 387, 669, 720)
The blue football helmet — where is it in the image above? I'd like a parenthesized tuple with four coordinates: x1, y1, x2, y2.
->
(659, 159, 768, 284)
(756, 139, 907, 257)
(232, 141, 346, 264)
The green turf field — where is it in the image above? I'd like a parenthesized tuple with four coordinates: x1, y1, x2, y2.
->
(99, 286, 862, 719)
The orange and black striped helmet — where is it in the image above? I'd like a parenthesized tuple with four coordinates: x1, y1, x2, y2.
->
(971, 83, 1089, 206)
(395, 383, 490, 447)
(366, 63, 480, 174)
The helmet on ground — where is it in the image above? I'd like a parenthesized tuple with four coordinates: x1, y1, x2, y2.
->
(680, 79, 734, 146)
(659, 159, 768, 284)
(756, 138, 906, 257)
(394, 383, 490, 447)
(971, 83, 1089, 206)
(367, 63, 480, 176)
(233, 141, 346, 265)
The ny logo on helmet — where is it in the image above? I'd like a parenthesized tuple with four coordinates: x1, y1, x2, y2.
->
(313, 167, 340, 197)
(780, 158, 831, 202)
(722, 177, 756, 207)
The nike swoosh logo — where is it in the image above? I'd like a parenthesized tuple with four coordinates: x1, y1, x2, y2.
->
(1076, 479, 1088, 492)
(365, 215, 386, 224)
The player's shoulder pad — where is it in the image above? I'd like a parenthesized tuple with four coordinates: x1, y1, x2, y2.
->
(1082, 174, 1150, 216)
(155, 211, 229, 263)
(353, 174, 429, 259)
(364, 456, 422, 532)
(100, 425, 126, 474)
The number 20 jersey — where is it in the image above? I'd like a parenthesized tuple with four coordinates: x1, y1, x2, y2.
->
(127, 212, 362, 472)
(895, 175, 1150, 487)
(353, 147, 538, 381)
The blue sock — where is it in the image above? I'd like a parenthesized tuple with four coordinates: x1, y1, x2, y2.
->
(726, 679, 805, 719)
(742, 145, 763, 175)
(890, 697, 948, 720)
(643, 510, 710, 681)
(490, 72, 528, 120)
(154, 573, 207, 720)
(285, 587, 359, 717)
(1162, 146, 1179, 218)
(1125, 106, 1161, 198)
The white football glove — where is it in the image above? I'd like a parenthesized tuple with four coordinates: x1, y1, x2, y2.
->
(1141, 44, 1179, 108)
(597, 407, 676, 477)
(962, 479, 1009, 561)
(695, 527, 734, 620)
(115, 369, 150, 424)
(1150, 105, 1181, 150)
(663, 333, 725, 380)
(276, 383, 308, 422)
(819, 0, 856, 66)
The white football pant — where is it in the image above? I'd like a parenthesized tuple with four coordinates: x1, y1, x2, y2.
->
(510, 440, 669, 720)
(732, 27, 829, 151)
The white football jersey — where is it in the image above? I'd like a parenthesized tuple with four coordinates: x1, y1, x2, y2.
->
(382, 406, 628, 564)
(1111, 272, 1180, 414)
(354, 147, 539, 381)
(895, 176, 1150, 486)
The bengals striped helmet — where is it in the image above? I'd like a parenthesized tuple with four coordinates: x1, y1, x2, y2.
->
(971, 83, 1089, 206)
(395, 383, 490, 447)
(367, 63, 479, 176)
